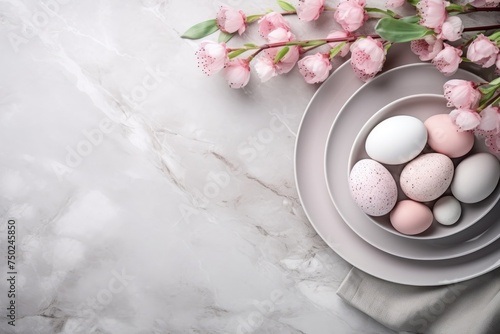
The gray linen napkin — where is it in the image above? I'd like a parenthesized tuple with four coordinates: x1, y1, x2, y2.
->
(337, 267, 500, 334)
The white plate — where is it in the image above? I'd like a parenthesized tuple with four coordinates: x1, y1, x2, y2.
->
(294, 43, 500, 285)
(324, 74, 500, 260)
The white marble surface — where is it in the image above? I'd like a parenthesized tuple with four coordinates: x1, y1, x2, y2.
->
(0, 1, 497, 333)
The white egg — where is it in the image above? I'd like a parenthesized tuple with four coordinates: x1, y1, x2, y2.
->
(433, 196, 461, 226)
(451, 153, 500, 204)
(349, 159, 398, 216)
(365, 115, 427, 165)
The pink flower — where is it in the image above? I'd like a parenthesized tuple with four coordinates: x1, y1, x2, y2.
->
(327, 30, 352, 57)
(386, 0, 405, 8)
(449, 108, 481, 131)
(439, 16, 463, 42)
(297, 0, 325, 21)
(223, 59, 250, 88)
(216, 6, 246, 35)
(472, 106, 500, 154)
(195, 41, 228, 76)
(432, 44, 462, 76)
(267, 27, 295, 43)
(298, 53, 333, 84)
(477, 106, 500, 134)
(443, 79, 481, 109)
(334, 0, 368, 32)
(417, 0, 447, 30)
(484, 134, 500, 154)
(410, 36, 443, 61)
(254, 46, 300, 82)
(467, 34, 499, 68)
(497, 54, 500, 71)
(258, 12, 290, 40)
(350, 37, 386, 82)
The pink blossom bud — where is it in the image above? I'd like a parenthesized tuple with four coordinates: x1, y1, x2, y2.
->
(297, 0, 326, 21)
(467, 34, 499, 68)
(410, 36, 443, 61)
(386, 0, 405, 8)
(350, 37, 386, 82)
(195, 41, 228, 76)
(443, 79, 481, 109)
(432, 44, 462, 76)
(267, 27, 295, 43)
(216, 6, 246, 35)
(449, 108, 481, 131)
(254, 46, 300, 82)
(258, 12, 290, 40)
(334, 0, 368, 32)
(298, 53, 333, 84)
(477, 106, 500, 134)
(417, 0, 447, 30)
(439, 16, 463, 42)
(327, 30, 352, 57)
(223, 59, 250, 89)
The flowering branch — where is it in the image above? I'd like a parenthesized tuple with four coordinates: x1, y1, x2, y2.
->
(184, 0, 500, 153)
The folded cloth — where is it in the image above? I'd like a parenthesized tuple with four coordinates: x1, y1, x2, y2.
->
(337, 267, 500, 334)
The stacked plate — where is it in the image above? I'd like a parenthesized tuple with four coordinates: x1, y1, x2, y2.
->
(294, 43, 500, 286)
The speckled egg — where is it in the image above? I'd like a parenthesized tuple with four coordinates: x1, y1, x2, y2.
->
(400, 153, 454, 202)
(349, 159, 398, 216)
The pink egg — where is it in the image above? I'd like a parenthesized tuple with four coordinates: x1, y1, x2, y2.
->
(390, 200, 433, 235)
(424, 114, 474, 158)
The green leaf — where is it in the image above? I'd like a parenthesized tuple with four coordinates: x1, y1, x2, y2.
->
(181, 19, 219, 40)
(375, 17, 434, 43)
(228, 49, 248, 59)
(407, 0, 420, 5)
(274, 46, 290, 63)
(489, 77, 500, 86)
(244, 43, 259, 48)
(365, 7, 395, 18)
(246, 14, 263, 23)
(384, 42, 392, 53)
(488, 31, 500, 42)
(277, 0, 296, 12)
(445, 3, 464, 12)
(329, 42, 346, 59)
(303, 40, 326, 47)
(218, 31, 234, 43)
(479, 89, 496, 107)
(479, 85, 497, 95)
(399, 15, 420, 24)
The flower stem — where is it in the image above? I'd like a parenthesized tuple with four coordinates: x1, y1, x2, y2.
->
(463, 24, 500, 32)
(479, 90, 500, 112)
(245, 35, 380, 60)
(465, 6, 500, 12)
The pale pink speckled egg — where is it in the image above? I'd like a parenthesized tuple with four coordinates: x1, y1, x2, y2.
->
(400, 153, 454, 202)
(349, 159, 398, 216)
(390, 200, 433, 235)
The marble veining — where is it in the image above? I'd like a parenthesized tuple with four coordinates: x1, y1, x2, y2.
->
(10, 0, 497, 333)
